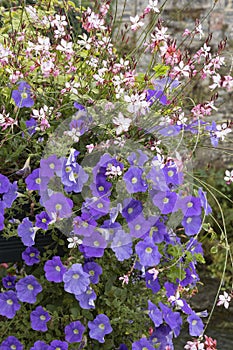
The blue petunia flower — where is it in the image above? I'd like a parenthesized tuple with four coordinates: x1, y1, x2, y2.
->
(75, 286, 96, 309)
(88, 314, 112, 343)
(111, 229, 132, 261)
(12, 81, 34, 108)
(15, 275, 42, 304)
(187, 312, 204, 336)
(30, 306, 51, 332)
(123, 166, 148, 193)
(132, 337, 155, 350)
(83, 261, 102, 284)
(30, 340, 49, 350)
(63, 263, 90, 295)
(22, 247, 40, 266)
(44, 256, 67, 283)
(65, 320, 85, 343)
(0, 290, 21, 319)
(0, 336, 23, 350)
(17, 217, 36, 246)
(148, 300, 163, 327)
(135, 237, 161, 267)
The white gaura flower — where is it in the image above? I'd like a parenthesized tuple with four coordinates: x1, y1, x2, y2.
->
(147, 0, 160, 13)
(67, 236, 83, 248)
(112, 112, 131, 135)
(224, 169, 233, 184)
(217, 291, 232, 309)
(130, 15, 144, 31)
(124, 93, 149, 116)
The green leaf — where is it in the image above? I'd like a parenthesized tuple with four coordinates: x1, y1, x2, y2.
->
(152, 63, 170, 77)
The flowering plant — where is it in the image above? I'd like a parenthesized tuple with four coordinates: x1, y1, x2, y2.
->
(0, 0, 232, 349)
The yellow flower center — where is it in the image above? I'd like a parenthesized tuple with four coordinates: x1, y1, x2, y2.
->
(55, 204, 62, 211)
(145, 247, 152, 254)
(131, 177, 138, 184)
(35, 178, 41, 184)
(21, 92, 28, 99)
(167, 170, 174, 177)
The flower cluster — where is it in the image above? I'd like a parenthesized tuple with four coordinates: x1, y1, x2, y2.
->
(0, 0, 232, 349)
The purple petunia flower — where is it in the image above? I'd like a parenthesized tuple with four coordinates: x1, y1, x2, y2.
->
(0, 336, 23, 350)
(149, 324, 174, 349)
(15, 275, 42, 304)
(182, 215, 202, 236)
(74, 102, 85, 110)
(49, 340, 68, 350)
(65, 320, 85, 343)
(44, 192, 73, 220)
(35, 211, 51, 230)
(0, 174, 10, 194)
(145, 271, 161, 294)
(0, 290, 21, 319)
(128, 214, 154, 239)
(153, 77, 180, 91)
(163, 164, 183, 188)
(132, 337, 155, 350)
(148, 300, 163, 327)
(22, 247, 40, 266)
(62, 160, 88, 194)
(12, 81, 34, 108)
(75, 286, 96, 309)
(91, 173, 112, 197)
(177, 196, 202, 217)
(123, 166, 148, 193)
(111, 230, 132, 261)
(84, 197, 110, 220)
(81, 231, 107, 258)
(205, 121, 219, 147)
(149, 219, 168, 243)
(26, 118, 37, 136)
(44, 256, 67, 283)
(73, 213, 97, 237)
(2, 275, 16, 289)
(17, 217, 36, 246)
(30, 340, 49, 350)
(122, 198, 143, 223)
(30, 306, 51, 332)
(198, 188, 212, 215)
(159, 302, 183, 337)
(25, 168, 49, 191)
(146, 89, 168, 106)
(147, 165, 168, 192)
(40, 155, 62, 178)
(187, 312, 204, 336)
(83, 261, 102, 284)
(88, 314, 113, 343)
(63, 263, 90, 295)
(152, 191, 178, 214)
(3, 181, 18, 208)
(135, 237, 161, 267)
